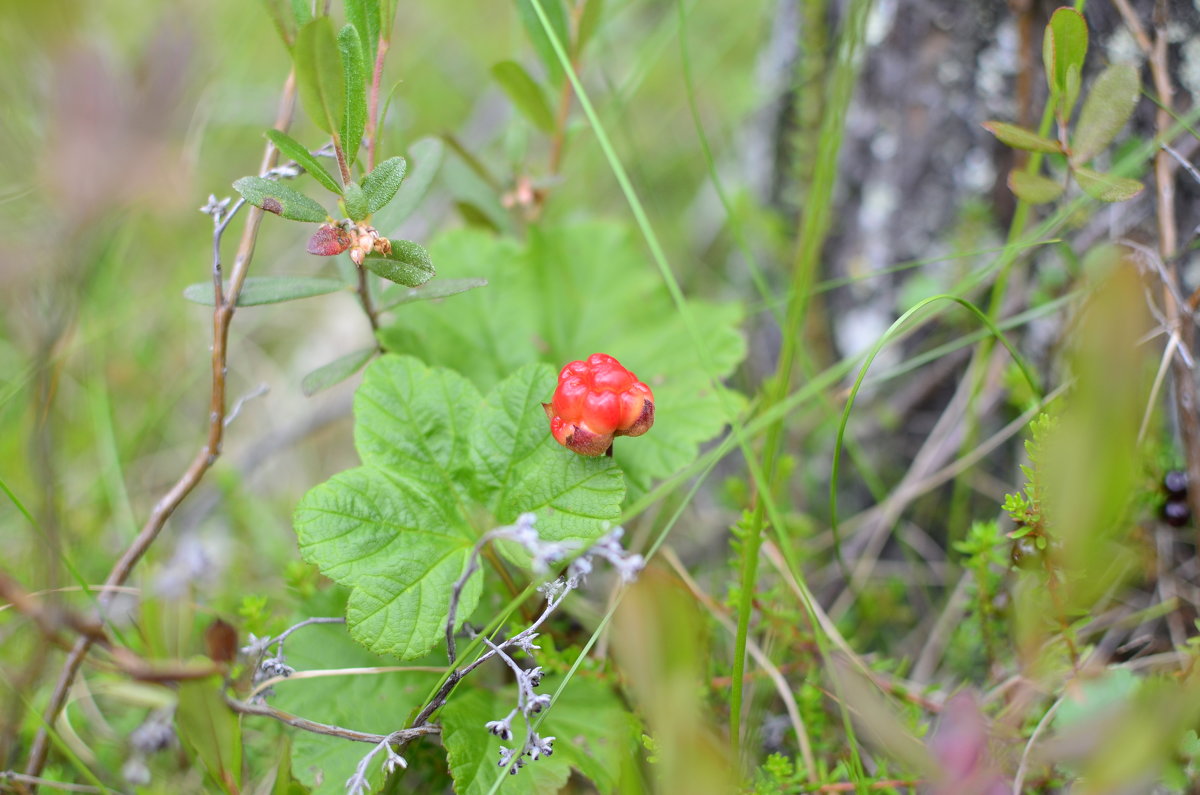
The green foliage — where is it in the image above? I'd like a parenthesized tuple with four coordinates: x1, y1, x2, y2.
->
(338, 24, 368, 165)
(269, 614, 442, 794)
(341, 179, 368, 220)
(491, 61, 556, 132)
(345, 0, 381, 65)
(377, 222, 746, 495)
(233, 176, 330, 222)
(440, 676, 639, 794)
(1043, 8, 1088, 121)
(301, 346, 376, 396)
(986, 9, 1142, 204)
(176, 680, 242, 794)
(378, 277, 488, 311)
(1008, 170, 1064, 204)
(265, 129, 343, 194)
(1071, 64, 1140, 166)
(182, 276, 345, 306)
(1003, 413, 1055, 535)
(293, 356, 624, 657)
(982, 121, 1062, 154)
(1073, 166, 1143, 202)
(363, 239, 435, 287)
(294, 17, 346, 138)
(515, 0, 570, 85)
(362, 155, 407, 214)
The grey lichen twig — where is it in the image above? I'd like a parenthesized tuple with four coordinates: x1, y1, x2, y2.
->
(226, 696, 438, 747)
(23, 70, 300, 786)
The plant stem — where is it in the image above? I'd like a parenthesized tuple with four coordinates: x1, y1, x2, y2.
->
(366, 35, 390, 172)
(22, 70, 299, 788)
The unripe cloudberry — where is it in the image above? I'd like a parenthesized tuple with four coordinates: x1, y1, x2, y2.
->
(543, 353, 654, 457)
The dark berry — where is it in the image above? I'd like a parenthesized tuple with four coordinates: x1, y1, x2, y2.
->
(1164, 470, 1188, 498)
(1163, 499, 1190, 527)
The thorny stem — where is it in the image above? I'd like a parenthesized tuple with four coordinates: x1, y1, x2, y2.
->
(22, 70, 299, 788)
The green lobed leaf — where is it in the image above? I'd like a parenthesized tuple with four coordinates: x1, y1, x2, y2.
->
(379, 277, 488, 312)
(490, 61, 556, 132)
(270, 607, 442, 795)
(1008, 170, 1065, 204)
(301, 346, 376, 396)
(1074, 166, 1143, 202)
(265, 129, 342, 194)
(353, 355, 482, 487)
(363, 239, 435, 287)
(343, 180, 368, 220)
(232, 175, 329, 222)
(1071, 63, 1140, 166)
(293, 17, 345, 136)
(294, 356, 623, 658)
(1043, 8, 1088, 118)
(377, 222, 747, 496)
(345, 0, 381, 65)
(183, 276, 345, 306)
(295, 466, 483, 658)
(338, 24, 367, 166)
(516, 0, 570, 86)
(371, 137, 444, 235)
(982, 121, 1062, 154)
(362, 156, 408, 214)
(470, 363, 627, 545)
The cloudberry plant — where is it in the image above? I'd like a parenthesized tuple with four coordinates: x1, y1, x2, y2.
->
(543, 353, 655, 457)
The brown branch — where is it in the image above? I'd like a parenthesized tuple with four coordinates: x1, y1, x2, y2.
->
(22, 70, 299, 787)
(355, 263, 380, 332)
(365, 36, 390, 172)
(226, 697, 439, 745)
(545, 0, 586, 177)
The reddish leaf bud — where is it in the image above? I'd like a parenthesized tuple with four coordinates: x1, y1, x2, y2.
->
(544, 353, 655, 456)
(307, 224, 353, 256)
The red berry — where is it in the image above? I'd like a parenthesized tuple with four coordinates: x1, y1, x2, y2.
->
(542, 353, 655, 456)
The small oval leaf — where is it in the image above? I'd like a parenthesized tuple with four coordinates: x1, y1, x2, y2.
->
(183, 276, 345, 306)
(378, 277, 488, 311)
(1008, 170, 1065, 204)
(1074, 167, 1143, 202)
(343, 180, 368, 221)
(294, 17, 345, 135)
(265, 129, 342, 195)
(338, 24, 367, 166)
(362, 240, 435, 287)
(232, 176, 329, 222)
(307, 224, 354, 256)
(490, 60, 556, 132)
(1070, 64, 1140, 166)
(301, 346, 376, 396)
(983, 121, 1063, 154)
(361, 156, 407, 215)
(1044, 8, 1088, 114)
